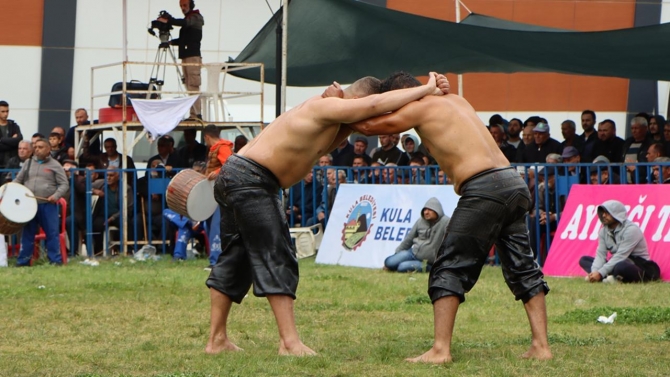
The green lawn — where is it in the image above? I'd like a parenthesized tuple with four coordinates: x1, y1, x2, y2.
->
(1, 257, 669, 377)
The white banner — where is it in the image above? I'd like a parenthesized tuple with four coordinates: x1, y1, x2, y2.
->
(315, 184, 460, 269)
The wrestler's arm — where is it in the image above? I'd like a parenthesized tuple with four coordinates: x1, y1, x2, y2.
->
(348, 100, 426, 136)
(313, 73, 438, 124)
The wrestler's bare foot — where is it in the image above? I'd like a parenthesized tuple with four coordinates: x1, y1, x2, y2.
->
(205, 337, 243, 354)
(406, 347, 452, 364)
(521, 345, 553, 360)
(278, 339, 317, 356)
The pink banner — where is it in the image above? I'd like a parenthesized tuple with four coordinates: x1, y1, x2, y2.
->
(543, 185, 670, 281)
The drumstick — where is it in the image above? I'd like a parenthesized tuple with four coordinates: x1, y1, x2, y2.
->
(25, 193, 51, 202)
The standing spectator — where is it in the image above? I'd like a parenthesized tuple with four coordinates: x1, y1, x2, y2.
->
(664, 121, 670, 143)
(48, 132, 68, 164)
(65, 108, 101, 155)
(315, 154, 332, 186)
(65, 160, 105, 252)
(579, 200, 660, 283)
(408, 155, 426, 184)
(30, 133, 44, 149)
(346, 137, 372, 166)
(652, 156, 670, 184)
(0, 100, 23, 184)
(157, 0, 204, 119)
(591, 119, 625, 163)
(402, 135, 420, 159)
(4, 140, 32, 182)
(622, 116, 653, 183)
(646, 142, 666, 163)
(489, 124, 516, 163)
(561, 146, 587, 183)
(331, 138, 355, 166)
(578, 110, 598, 162)
(560, 120, 584, 155)
(521, 124, 535, 146)
(384, 197, 450, 273)
(14, 139, 69, 266)
(372, 134, 409, 166)
(589, 156, 621, 185)
(148, 135, 184, 173)
(178, 129, 207, 168)
(233, 135, 248, 152)
(506, 118, 524, 149)
(648, 115, 666, 143)
(520, 123, 563, 163)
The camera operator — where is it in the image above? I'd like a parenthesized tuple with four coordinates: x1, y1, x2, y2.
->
(157, 0, 204, 119)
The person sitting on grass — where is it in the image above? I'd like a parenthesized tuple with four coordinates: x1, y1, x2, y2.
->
(384, 197, 450, 273)
(579, 199, 661, 283)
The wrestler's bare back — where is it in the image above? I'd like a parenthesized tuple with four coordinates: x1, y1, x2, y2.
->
(351, 94, 509, 194)
(237, 96, 346, 188)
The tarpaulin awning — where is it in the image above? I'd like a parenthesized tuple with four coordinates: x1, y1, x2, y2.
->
(230, 0, 670, 86)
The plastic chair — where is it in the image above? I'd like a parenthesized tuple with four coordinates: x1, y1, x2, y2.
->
(32, 198, 68, 265)
(289, 223, 323, 259)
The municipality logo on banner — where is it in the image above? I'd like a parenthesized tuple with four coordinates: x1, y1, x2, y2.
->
(341, 195, 377, 251)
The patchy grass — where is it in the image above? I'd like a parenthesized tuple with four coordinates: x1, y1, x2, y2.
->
(1, 257, 669, 376)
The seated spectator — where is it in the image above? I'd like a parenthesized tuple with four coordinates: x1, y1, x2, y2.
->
(366, 161, 383, 183)
(351, 154, 369, 183)
(4, 140, 32, 182)
(534, 166, 564, 263)
(147, 135, 184, 175)
(623, 116, 653, 183)
(589, 156, 621, 185)
(178, 129, 207, 168)
(560, 120, 584, 155)
(48, 132, 68, 164)
(579, 200, 660, 283)
(646, 142, 666, 163)
(136, 160, 168, 242)
(435, 169, 451, 185)
(309, 169, 345, 227)
(30, 133, 45, 149)
(384, 197, 450, 273)
(65, 108, 101, 155)
(192, 161, 206, 173)
(163, 208, 206, 260)
(315, 154, 332, 185)
(545, 153, 563, 164)
(65, 160, 105, 251)
(381, 163, 400, 184)
(652, 156, 670, 184)
(233, 135, 248, 152)
(561, 146, 587, 183)
(92, 167, 134, 255)
(408, 155, 426, 184)
(286, 170, 323, 226)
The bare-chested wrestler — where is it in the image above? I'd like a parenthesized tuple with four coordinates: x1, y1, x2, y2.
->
(349, 72, 552, 363)
(204, 72, 450, 356)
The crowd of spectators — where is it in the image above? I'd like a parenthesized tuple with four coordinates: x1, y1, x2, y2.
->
(0, 101, 249, 261)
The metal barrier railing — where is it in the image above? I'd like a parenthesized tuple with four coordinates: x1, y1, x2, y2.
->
(2, 162, 668, 263)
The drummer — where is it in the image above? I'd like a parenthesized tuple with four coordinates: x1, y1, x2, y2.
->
(14, 138, 69, 266)
(202, 124, 234, 269)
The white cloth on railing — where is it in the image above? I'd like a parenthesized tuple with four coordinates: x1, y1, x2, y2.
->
(132, 96, 199, 138)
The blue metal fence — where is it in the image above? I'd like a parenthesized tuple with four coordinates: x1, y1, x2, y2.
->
(2, 162, 668, 264)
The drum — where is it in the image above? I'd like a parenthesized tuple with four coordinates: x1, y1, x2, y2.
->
(0, 183, 39, 234)
(166, 169, 217, 221)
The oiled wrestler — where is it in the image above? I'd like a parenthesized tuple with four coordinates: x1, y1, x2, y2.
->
(205, 72, 449, 356)
(349, 72, 552, 363)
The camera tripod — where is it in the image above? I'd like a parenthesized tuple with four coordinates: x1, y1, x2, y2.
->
(148, 33, 185, 97)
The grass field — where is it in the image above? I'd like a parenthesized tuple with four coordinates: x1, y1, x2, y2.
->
(1, 256, 669, 377)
